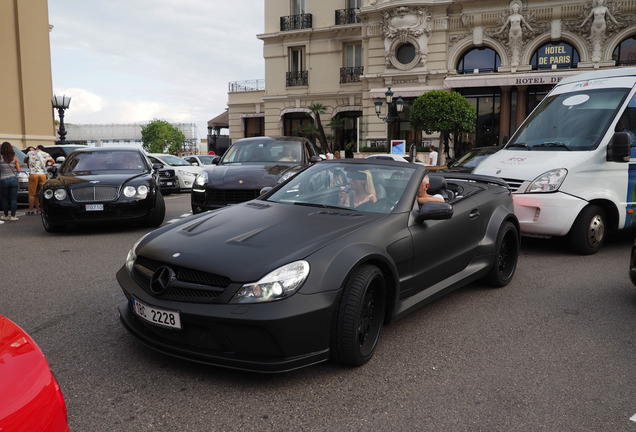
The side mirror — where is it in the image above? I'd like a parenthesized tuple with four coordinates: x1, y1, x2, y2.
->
(56, 156, 66, 164)
(152, 163, 164, 170)
(259, 186, 273, 196)
(190, 161, 199, 166)
(415, 201, 453, 224)
(212, 156, 220, 165)
(607, 132, 631, 162)
(310, 155, 322, 163)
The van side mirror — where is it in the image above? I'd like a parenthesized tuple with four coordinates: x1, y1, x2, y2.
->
(607, 132, 631, 162)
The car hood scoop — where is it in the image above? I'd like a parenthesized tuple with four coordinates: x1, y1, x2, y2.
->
(141, 202, 379, 281)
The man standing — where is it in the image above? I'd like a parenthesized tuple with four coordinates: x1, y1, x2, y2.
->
(429, 146, 438, 166)
(25, 145, 54, 215)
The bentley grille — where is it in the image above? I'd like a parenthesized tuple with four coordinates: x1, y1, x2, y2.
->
(71, 186, 118, 202)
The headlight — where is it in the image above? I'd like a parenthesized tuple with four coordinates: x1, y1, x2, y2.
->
(525, 168, 567, 193)
(231, 261, 310, 304)
(178, 170, 196, 179)
(54, 189, 67, 200)
(125, 233, 150, 274)
(123, 185, 149, 199)
(195, 171, 208, 186)
(44, 189, 54, 200)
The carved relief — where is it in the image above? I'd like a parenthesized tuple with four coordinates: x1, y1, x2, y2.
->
(489, 0, 539, 67)
(381, 6, 432, 70)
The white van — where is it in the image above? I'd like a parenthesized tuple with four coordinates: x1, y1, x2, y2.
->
(474, 67, 636, 254)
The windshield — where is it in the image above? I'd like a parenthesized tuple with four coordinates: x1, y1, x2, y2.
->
(507, 88, 630, 151)
(155, 154, 191, 166)
(452, 149, 496, 168)
(221, 140, 304, 164)
(61, 151, 147, 174)
(266, 162, 417, 214)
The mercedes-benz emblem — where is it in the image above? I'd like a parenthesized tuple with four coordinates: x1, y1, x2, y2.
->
(150, 266, 176, 295)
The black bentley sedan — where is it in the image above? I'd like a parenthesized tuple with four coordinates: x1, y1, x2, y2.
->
(41, 147, 165, 232)
(191, 136, 322, 213)
(118, 159, 520, 372)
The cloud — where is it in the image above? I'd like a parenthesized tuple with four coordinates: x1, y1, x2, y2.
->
(48, 0, 264, 139)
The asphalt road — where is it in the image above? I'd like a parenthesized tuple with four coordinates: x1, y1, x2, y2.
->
(1, 194, 635, 431)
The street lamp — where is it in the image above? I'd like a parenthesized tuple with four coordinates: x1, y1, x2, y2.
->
(374, 87, 404, 152)
(52, 94, 71, 143)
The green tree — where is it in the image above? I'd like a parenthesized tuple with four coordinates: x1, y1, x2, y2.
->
(409, 90, 476, 150)
(141, 119, 186, 154)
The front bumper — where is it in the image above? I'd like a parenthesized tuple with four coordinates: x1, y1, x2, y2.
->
(42, 196, 155, 224)
(512, 192, 587, 237)
(191, 188, 261, 213)
(116, 266, 339, 372)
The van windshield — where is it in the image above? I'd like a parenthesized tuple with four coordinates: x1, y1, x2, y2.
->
(506, 88, 630, 151)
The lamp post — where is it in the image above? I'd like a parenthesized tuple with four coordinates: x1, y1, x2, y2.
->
(52, 94, 71, 143)
(374, 87, 404, 153)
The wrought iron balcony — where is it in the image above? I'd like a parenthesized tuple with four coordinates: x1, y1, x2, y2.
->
(286, 70, 308, 87)
(340, 66, 364, 83)
(280, 14, 312, 31)
(335, 9, 360, 25)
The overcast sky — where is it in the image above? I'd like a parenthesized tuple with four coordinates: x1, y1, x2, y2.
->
(48, 0, 265, 140)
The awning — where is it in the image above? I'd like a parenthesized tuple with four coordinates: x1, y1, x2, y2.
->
(208, 110, 229, 128)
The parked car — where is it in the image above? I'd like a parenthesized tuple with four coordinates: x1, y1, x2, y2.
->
(41, 147, 165, 232)
(366, 154, 425, 165)
(0, 315, 70, 431)
(117, 159, 520, 372)
(182, 154, 217, 166)
(156, 167, 179, 195)
(41, 144, 86, 162)
(146, 153, 202, 191)
(191, 136, 322, 213)
(443, 146, 501, 173)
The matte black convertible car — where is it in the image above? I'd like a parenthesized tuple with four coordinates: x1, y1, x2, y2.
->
(118, 159, 519, 372)
(41, 147, 165, 232)
(191, 136, 322, 213)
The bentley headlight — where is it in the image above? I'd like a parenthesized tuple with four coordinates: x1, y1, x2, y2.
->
(124, 186, 137, 197)
(231, 261, 310, 304)
(54, 189, 67, 200)
(124, 185, 149, 198)
(525, 168, 567, 193)
(44, 189, 54, 200)
(195, 170, 208, 186)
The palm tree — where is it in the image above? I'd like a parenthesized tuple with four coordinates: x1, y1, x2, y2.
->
(308, 103, 330, 153)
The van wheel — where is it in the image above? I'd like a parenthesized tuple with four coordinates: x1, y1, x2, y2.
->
(570, 205, 606, 255)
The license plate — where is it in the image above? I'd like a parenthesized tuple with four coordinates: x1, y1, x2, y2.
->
(131, 297, 181, 330)
(85, 204, 104, 211)
(166, 182, 173, 186)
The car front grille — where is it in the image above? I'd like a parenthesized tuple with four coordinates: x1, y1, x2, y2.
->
(502, 178, 523, 193)
(71, 186, 118, 202)
(159, 169, 175, 178)
(132, 255, 231, 303)
(206, 189, 261, 205)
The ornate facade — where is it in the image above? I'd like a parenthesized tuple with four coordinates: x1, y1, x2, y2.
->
(227, 0, 636, 156)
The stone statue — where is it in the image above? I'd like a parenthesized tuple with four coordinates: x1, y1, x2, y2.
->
(579, 0, 618, 62)
(496, 0, 533, 67)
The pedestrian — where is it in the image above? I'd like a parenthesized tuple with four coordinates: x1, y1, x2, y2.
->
(429, 146, 438, 166)
(0, 142, 22, 221)
(25, 145, 54, 215)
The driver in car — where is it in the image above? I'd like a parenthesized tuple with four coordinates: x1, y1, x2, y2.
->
(416, 174, 445, 204)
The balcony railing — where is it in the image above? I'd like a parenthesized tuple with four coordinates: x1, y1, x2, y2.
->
(280, 14, 312, 31)
(286, 70, 308, 87)
(335, 9, 360, 25)
(228, 79, 265, 92)
(340, 66, 364, 83)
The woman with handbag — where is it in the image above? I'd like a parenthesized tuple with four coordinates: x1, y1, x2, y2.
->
(0, 141, 22, 221)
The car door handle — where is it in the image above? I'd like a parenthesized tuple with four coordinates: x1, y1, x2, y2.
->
(469, 209, 480, 219)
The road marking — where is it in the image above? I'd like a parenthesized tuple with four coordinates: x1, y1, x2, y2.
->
(630, 413, 636, 423)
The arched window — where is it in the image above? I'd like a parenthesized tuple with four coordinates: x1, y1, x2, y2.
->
(531, 41, 579, 70)
(613, 36, 636, 66)
(456, 47, 501, 74)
